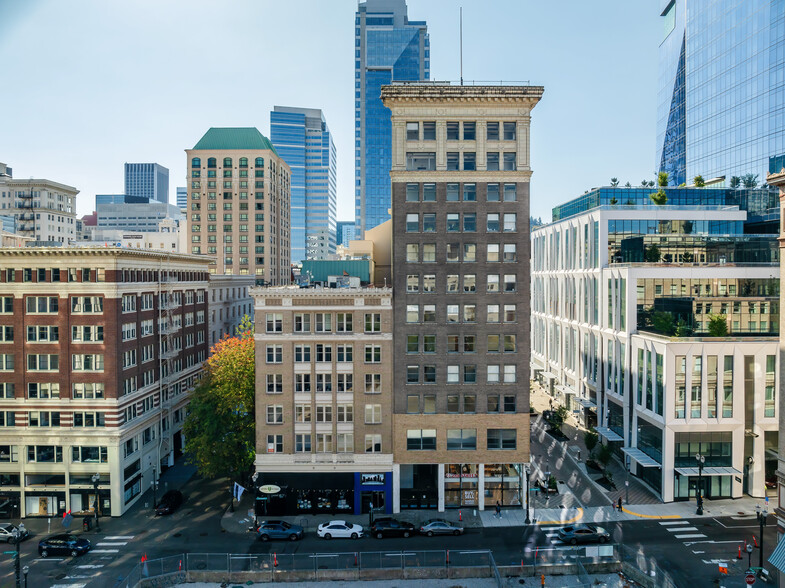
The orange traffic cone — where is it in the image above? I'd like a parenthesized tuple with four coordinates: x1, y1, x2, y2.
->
(754, 535, 759, 548)
(459, 510, 462, 522)
(446, 550, 450, 565)
(274, 552, 278, 568)
(737, 545, 742, 559)
(354, 552, 358, 567)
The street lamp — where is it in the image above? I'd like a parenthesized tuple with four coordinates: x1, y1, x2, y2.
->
(91, 473, 101, 532)
(21, 565, 28, 588)
(11, 528, 20, 588)
(695, 453, 705, 515)
(151, 466, 158, 509)
(523, 466, 531, 524)
(756, 504, 768, 575)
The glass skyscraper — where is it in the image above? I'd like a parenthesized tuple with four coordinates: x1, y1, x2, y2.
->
(355, 0, 429, 236)
(657, 0, 785, 186)
(124, 162, 169, 203)
(271, 106, 337, 262)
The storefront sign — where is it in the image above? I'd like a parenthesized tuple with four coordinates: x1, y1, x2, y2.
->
(361, 473, 385, 485)
(444, 472, 477, 479)
(463, 489, 477, 506)
(259, 484, 281, 494)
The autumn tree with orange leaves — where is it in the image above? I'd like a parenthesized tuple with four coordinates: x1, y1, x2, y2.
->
(183, 316, 255, 485)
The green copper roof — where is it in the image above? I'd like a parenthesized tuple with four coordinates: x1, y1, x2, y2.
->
(193, 127, 278, 154)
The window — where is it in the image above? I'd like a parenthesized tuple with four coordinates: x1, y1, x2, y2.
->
(266, 345, 282, 363)
(447, 152, 459, 171)
(503, 122, 516, 140)
(406, 213, 419, 232)
(423, 121, 436, 140)
(463, 152, 476, 170)
(406, 305, 419, 323)
(446, 213, 460, 232)
(0, 383, 13, 398)
(446, 183, 460, 202)
(487, 429, 517, 450)
(316, 434, 333, 453)
(423, 213, 436, 232)
(487, 184, 500, 202)
(447, 429, 476, 450)
(266, 374, 283, 394)
(423, 244, 436, 262)
(27, 383, 59, 399)
(406, 152, 436, 171)
(72, 296, 103, 313)
(464, 304, 476, 322)
(406, 183, 419, 202)
(463, 365, 477, 383)
(365, 434, 382, 453)
(27, 296, 58, 313)
(407, 365, 419, 383)
(265, 313, 282, 332)
(315, 344, 332, 362)
(365, 373, 381, 393)
(315, 313, 332, 332)
(334, 312, 352, 333)
(447, 243, 460, 262)
(294, 344, 311, 362)
(423, 334, 436, 353)
(316, 405, 333, 422)
(27, 446, 62, 463)
(423, 274, 435, 292)
(463, 213, 476, 232)
(336, 344, 353, 362)
(504, 274, 517, 292)
(365, 345, 381, 363)
(423, 183, 436, 201)
(266, 405, 283, 424)
(503, 365, 517, 383)
(487, 152, 500, 171)
(28, 354, 59, 371)
(406, 244, 419, 262)
(407, 275, 419, 293)
(446, 121, 459, 140)
(488, 395, 500, 412)
(72, 383, 104, 399)
(503, 184, 517, 201)
(295, 434, 311, 453)
(447, 365, 459, 384)
(487, 244, 500, 262)
(266, 435, 283, 453)
(487, 365, 500, 383)
(503, 395, 517, 412)
(73, 412, 105, 427)
(407, 429, 436, 450)
(503, 244, 517, 262)
(487, 275, 500, 292)
(423, 365, 436, 383)
(295, 404, 311, 423)
(28, 325, 59, 342)
(503, 213, 517, 232)
(504, 304, 517, 322)
(487, 122, 500, 141)
(487, 304, 500, 323)
(463, 183, 476, 201)
(72, 446, 108, 463)
(0, 411, 14, 427)
(406, 121, 419, 140)
(294, 313, 311, 332)
(121, 294, 136, 313)
(463, 274, 476, 293)
(0, 297, 11, 314)
(503, 152, 517, 171)
(295, 374, 311, 393)
(487, 213, 500, 232)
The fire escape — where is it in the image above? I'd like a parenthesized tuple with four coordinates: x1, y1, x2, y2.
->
(16, 188, 35, 236)
(157, 260, 179, 470)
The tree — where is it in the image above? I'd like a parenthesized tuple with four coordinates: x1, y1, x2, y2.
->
(707, 314, 728, 337)
(584, 430, 599, 459)
(730, 176, 741, 189)
(693, 175, 705, 187)
(681, 251, 694, 263)
(651, 310, 675, 335)
(610, 177, 619, 187)
(183, 316, 256, 505)
(624, 182, 631, 188)
(657, 171, 669, 187)
(597, 444, 614, 472)
(609, 196, 618, 205)
(641, 179, 648, 187)
(549, 404, 570, 433)
(742, 173, 759, 188)
(675, 317, 693, 337)
(649, 189, 668, 205)
(644, 243, 661, 262)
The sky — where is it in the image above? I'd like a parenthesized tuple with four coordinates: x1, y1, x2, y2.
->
(0, 0, 661, 224)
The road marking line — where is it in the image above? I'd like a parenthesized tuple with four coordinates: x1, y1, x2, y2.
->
(95, 542, 126, 546)
(545, 533, 559, 537)
(76, 565, 105, 569)
(536, 507, 584, 526)
(692, 551, 705, 554)
(666, 526, 699, 533)
(34, 557, 64, 562)
(659, 521, 689, 526)
(104, 535, 133, 540)
(90, 549, 119, 553)
(675, 534, 707, 539)
(684, 540, 746, 547)
(64, 575, 91, 579)
(51, 585, 87, 588)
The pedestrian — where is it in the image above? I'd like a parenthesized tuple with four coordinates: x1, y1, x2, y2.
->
(541, 573, 546, 586)
(617, 497, 623, 512)
(495, 501, 501, 519)
(549, 399, 553, 411)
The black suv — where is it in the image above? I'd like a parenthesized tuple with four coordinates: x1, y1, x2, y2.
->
(155, 490, 184, 515)
(370, 518, 416, 539)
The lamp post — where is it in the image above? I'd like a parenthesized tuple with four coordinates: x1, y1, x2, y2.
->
(151, 466, 158, 509)
(11, 528, 20, 588)
(524, 466, 531, 524)
(695, 453, 705, 515)
(21, 565, 28, 588)
(91, 473, 101, 532)
(756, 503, 768, 574)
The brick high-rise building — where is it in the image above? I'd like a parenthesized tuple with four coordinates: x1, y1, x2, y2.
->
(0, 247, 210, 517)
(383, 82, 543, 512)
(186, 128, 292, 285)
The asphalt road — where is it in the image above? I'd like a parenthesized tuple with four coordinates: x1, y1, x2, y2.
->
(0, 474, 777, 588)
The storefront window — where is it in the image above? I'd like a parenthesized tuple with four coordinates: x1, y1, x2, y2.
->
(484, 463, 521, 507)
(444, 464, 478, 507)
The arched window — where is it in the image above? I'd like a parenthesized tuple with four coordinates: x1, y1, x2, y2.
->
(223, 157, 232, 167)
(191, 157, 201, 168)
(255, 157, 264, 167)
(207, 158, 216, 168)
(239, 157, 248, 168)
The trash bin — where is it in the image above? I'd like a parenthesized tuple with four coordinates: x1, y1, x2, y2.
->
(82, 517, 91, 531)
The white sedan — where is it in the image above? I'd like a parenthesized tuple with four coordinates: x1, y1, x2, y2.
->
(317, 520, 363, 539)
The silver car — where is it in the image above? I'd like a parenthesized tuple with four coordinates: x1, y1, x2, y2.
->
(0, 524, 28, 543)
(419, 519, 464, 537)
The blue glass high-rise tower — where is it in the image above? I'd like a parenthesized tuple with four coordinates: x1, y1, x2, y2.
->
(657, 0, 785, 186)
(271, 106, 337, 262)
(355, 0, 429, 236)
(124, 163, 169, 203)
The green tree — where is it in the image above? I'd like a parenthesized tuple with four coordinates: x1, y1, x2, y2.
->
(651, 310, 675, 335)
(183, 316, 256, 507)
(681, 251, 694, 263)
(597, 444, 614, 472)
(675, 317, 693, 337)
(657, 171, 669, 187)
(707, 314, 729, 337)
(649, 189, 668, 206)
(584, 430, 599, 459)
(609, 196, 618, 205)
(742, 173, 759, 188)
(610, 177, 619, 187)
(624, 182, 631, 188)
(644, 243, 661, 262)
(693, 175, 705, 187)
(730, 176, 741, 189)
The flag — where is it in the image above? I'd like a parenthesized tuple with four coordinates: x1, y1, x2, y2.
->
(62, 510, 73, 528)
(233, 482, 245, 501)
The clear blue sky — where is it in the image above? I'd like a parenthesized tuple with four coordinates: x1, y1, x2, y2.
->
(0, 0, 660, 223)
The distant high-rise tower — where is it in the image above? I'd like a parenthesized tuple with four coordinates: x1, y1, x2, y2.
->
(124, 163, 169, 203)
(355, 0, 429, 236)
(657, 0, 785, 186)
(176, 187, 188, 211)
(271, 106, 337, 262)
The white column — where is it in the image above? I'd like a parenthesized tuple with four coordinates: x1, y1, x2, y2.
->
(392, 463, 401, 514)
(437, 463, 445, 512)
(478, 464, 485, 511)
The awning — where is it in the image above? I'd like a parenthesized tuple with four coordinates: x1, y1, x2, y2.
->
(595, 427, 624, 442)
(542, 371, 557, 380)
(674, 466, 742, 477)
(769, 534, 785, 573)
(574, 397, 597, 409)
(555, 385, 576, 395)
(621, 447, 661, 468)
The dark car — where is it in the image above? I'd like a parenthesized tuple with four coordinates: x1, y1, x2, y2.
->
(370, 518, 416, 539)
(155, 490, 184, 516)
(557, 524, 610, 545)
(257, 520, 304, 542)
(419, 519, 464, 537)
(38, 534, 91, 557)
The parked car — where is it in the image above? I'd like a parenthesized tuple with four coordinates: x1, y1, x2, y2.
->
(155, 490, 184, 516)
(38, 534, 91, 557)
(419, 519, 464, 537)
(0, 524, 28, 543)
(370, 518, 416, 539)
(257, 520, 304, 542)
(557, 524, 610, 545)
(535, 478, 559, 495)
(316, 520, 363, 539)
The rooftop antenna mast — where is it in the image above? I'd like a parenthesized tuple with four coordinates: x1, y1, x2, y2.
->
(459, 7, 463, 85)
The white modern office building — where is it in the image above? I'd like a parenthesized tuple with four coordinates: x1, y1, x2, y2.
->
(531, 194, 779, 503)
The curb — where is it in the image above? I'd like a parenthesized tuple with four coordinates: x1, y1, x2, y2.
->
(536, 507, 584, 526)
(620, 505, 681, 520)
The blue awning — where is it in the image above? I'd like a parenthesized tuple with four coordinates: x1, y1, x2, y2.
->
(674, 466, 741, 477)
(595, 427, 623, 442)
(769, 534, 785, 573)
(622, 447, 661, 468)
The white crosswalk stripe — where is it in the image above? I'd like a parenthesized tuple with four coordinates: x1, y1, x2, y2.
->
(659, 521, 688, 526)
(666, 526, 699, 533)
(675, 533, 707, 539)
(90, 549, 119, 553)
(104, 535, 133, 540)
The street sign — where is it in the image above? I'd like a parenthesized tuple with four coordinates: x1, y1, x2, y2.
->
(259, 485, 280, 494)
(745, 571, 756, 585)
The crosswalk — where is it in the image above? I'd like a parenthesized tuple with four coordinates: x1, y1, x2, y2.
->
(37, 534, 135, 587)
(541, 525, 566, 544)
(659, 520, 707, 541)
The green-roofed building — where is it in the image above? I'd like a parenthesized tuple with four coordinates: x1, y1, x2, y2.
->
(186, 128, 291, 286)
